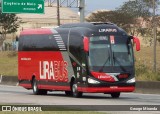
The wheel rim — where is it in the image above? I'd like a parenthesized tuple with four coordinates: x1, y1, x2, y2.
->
(72, 83, 77, 94)
(33, 80, 37, 92)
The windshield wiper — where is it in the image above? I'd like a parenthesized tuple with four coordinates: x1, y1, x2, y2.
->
(99, 50, 110, 72)
(112, 52, 126, 72)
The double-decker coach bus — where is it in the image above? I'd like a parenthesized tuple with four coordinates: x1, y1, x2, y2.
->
(18, 22, 140, 98)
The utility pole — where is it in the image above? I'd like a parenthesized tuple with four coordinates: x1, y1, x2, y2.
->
(57, 0, 60, 26)
(153, 0, 157, 72)
(47, 0, 85, 23)
(78, 0, 85, 22)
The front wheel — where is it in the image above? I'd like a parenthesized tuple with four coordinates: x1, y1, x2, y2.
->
(111, 92, 120, 98)
(72, 81, 82, 98)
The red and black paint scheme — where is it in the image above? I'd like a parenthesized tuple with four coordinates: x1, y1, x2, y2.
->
(18, 22, 140, 98)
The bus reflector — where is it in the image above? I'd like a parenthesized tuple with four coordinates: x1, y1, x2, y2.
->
(83, 36, 89, 52)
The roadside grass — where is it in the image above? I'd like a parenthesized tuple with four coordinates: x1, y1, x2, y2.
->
(0, 51, 17, 76)
(134, 46, 160, 81)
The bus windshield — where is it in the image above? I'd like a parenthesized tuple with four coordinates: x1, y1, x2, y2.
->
(89, 35, 134, 72)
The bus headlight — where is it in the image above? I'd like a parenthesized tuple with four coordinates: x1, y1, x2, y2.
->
(88, 78, 100, 84)
(127, 78, 135, 83)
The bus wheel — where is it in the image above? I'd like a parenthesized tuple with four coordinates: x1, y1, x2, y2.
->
(32, 78, 47, 95)
(111, 92, 120, 98)
(72, 81, 82, 98)
(32, 78, 40, 95)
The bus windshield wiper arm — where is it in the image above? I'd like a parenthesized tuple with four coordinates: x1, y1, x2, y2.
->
(99, 50, 110, 72)
(113, 52, 126, 72)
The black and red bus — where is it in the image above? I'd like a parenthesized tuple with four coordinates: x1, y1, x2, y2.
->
(18, 22, 140, 98)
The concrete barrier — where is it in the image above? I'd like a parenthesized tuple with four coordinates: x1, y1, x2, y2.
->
(0, 76, 160, 94)
(135, 81, 160, 94)
(136, 81, 160, 89)
(0, 75, 18, 85)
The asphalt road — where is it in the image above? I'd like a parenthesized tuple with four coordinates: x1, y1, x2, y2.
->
(0, 85, 160, 113)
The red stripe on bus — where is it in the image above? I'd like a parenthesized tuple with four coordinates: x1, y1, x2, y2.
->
(78, 86, 135, 93)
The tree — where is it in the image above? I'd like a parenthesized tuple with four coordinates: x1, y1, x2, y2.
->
(86, 0, 160, 44)
(86, 10, 134, 26)
(117, 0, 152, 36)
(86, 10, 136, 36)
(0, 3, 20, 50)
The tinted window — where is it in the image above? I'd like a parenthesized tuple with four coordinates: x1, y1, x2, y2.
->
(19, 34, 59, 51)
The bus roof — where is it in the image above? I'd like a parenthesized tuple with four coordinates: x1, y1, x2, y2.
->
(20, 28, 52, 35)
(59, 22, 115, 28)
(59, 22, 127, 36)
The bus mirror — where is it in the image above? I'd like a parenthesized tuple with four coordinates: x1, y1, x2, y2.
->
(133, 36, 140, 51)
(83, 37, 89, 52)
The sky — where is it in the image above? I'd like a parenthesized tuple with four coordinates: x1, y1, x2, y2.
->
(85, 0, 129, 14)
(84, 0, 160, 15)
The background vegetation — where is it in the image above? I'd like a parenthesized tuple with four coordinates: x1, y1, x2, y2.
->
(135, 47, 160, 81)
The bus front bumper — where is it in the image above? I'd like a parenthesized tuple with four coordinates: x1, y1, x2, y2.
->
(77, 86, 135, 93)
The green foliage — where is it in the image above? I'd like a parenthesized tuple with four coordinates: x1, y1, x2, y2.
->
(118, 0, 151, 18)
(86, 10, 134, 27)
(116, 0, 153, 36)
(0, 13, 19, 34)
(0, 3, 20, 41)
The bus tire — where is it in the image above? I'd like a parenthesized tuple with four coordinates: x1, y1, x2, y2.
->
(72, 81, 82, 98)
(32, 78, 47, 95)
(111, 92, 120, 98)
(32, 78, 40, 95)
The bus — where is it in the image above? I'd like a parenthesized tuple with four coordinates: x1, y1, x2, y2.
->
(18, 22, 140, 98)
